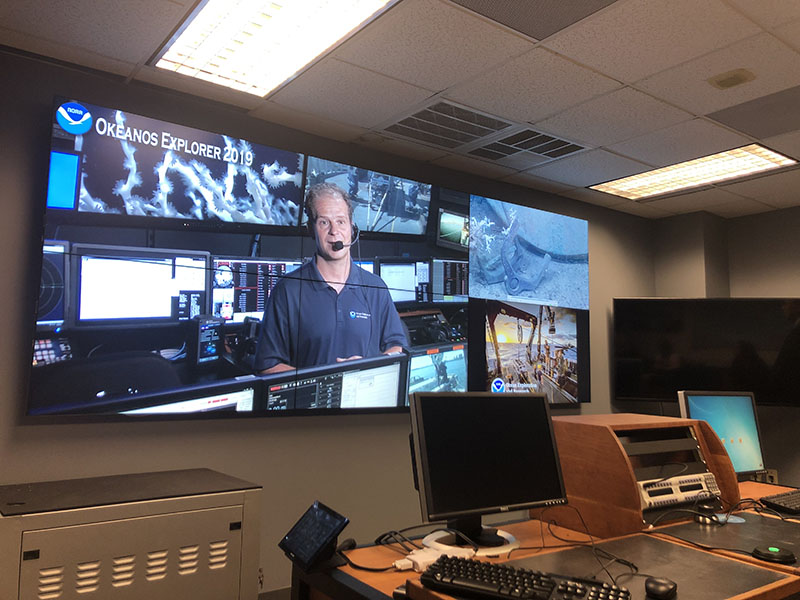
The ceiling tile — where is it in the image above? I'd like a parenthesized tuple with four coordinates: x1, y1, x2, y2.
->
(706, 84, 800, 138)
(718, 168, 800, 207)
(333, 0, 533, 92)
(270, 58, 433, 129)
(610, 201, 677, 218)
(0, 0, 190, 65)
(450, 0, 617, 40)
(445, 47, 621, 123)
(761, 129, 800, 159)
(534, 87, 691, 147)
(608, 118, 751, 166)
(637, 33, 800, 115)
(523, 149, 650, 188)
(725, 0, 800, 29)
(354, 133, 450, 162)
(774, 19, 800, 52)
(703, 197, 775, 218)
(431, 154, 518, 179)
(559, 187, 629, 208)
(499, 172, 574, 193)
(543, 0, 760, 83)
(248, 101, 369, 143)
(644, 187, 749, 214)
(0, 28, 137, 76)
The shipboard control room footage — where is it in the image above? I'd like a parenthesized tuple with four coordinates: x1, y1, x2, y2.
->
(30, 98, 590, 417)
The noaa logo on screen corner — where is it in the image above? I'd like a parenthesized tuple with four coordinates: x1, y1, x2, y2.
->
(56, 102, 93, 135)
(491, 378, 506, 393)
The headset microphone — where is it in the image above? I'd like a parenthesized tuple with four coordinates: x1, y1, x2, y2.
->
(331, 224, 360, 252)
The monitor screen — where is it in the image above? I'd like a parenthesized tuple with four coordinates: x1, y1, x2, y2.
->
(407, 343, 468, 398)
(436, 207, 469, 252)
(305, 156, 430, 235)
(72, 244, 210, 325)
(410, 392, 566, 549)
(377, 260, 417, 303)
(469, 195, 588, 311)
(37, 240, 69, 329)
(264, 353, 408, 412)
(677, 391, 766, 475)
(122, 384, 256, 414)
(47, 98, 304, 228)
(431, 258, 468, 303)
(484, 300, 589, 403)
(211, 257, 302, 322)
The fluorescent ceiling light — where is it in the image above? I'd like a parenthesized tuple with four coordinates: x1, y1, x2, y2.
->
(590, 144, 797, 200)
(155, 0, 394, 97)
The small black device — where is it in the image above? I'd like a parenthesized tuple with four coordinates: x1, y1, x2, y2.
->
(752, 545, 797, 564)
(187, 315, 225, 367)
(644, 576, 677, 600)
(278, 501, 349, 572)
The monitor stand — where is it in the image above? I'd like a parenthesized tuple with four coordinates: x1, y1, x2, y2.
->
(422, 516, 520, 557)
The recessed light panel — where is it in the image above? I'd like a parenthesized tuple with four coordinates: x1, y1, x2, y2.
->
(590, 144, 796, 200)
(155, 0, 394, 97)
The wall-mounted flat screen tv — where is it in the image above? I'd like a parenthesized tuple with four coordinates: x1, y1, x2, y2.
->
(613, 297, 800, 405)
(27, 97, 593, 418)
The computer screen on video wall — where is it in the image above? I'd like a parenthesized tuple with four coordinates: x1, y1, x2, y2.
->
(28, 97, 591, 418)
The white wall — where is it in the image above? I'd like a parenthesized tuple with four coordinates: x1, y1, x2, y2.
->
(0, 49, 657, 591)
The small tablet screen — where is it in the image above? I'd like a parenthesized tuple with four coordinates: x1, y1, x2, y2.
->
(279, 501, 349, 571)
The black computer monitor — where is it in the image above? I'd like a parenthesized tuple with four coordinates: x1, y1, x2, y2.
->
(409, 392, 566, 554)
(678, 390, 767, 478)
(71, 244, 210, 326)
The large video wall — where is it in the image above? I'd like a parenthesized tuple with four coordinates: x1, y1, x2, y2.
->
(29, 98, 590, 418)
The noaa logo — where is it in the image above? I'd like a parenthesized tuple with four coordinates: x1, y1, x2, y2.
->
(56, 102, 93, 135)
(491, 378, 505, 393)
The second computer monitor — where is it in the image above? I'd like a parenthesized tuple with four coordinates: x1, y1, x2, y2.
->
(410, 392, 566, 553)
(678, 390, 766, 477)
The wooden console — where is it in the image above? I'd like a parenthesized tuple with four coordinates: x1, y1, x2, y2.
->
(536, 413, 739, 538)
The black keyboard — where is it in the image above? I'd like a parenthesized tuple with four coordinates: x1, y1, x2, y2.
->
(760, 489, 800, 514)
(420, 555, 630, 600)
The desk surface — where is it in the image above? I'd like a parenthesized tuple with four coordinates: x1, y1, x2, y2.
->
(294, 516, 800, 600)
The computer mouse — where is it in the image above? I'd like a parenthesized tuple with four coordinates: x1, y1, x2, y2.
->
(644, 576, 677, 600)
(752, 545, 797, 564)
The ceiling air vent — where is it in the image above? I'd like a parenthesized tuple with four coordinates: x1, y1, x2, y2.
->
(469, 129, 584, 161)
(384, 101, 514, 149)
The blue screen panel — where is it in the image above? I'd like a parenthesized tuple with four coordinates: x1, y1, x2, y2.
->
(685, 393, 765, 474)
(47, 151, 80, 210)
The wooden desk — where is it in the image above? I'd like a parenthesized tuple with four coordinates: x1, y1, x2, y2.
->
(291, 517, 800, 600)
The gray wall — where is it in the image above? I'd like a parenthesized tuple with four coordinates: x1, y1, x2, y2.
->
(0, 49, 656, 592)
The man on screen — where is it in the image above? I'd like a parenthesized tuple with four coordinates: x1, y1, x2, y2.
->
(254, 183, 407, 373)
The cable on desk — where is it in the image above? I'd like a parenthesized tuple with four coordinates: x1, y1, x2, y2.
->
(374, 530, 422, 553)
(336, 541, 397, 573)
(644, 529, 754, 559)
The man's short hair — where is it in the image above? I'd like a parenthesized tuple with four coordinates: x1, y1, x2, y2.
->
(304, 182, 354, 224)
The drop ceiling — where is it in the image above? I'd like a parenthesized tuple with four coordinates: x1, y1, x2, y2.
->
(3, 0, 800, 219)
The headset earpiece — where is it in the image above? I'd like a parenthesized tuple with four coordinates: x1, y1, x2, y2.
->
(351, 223, 359, 244)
